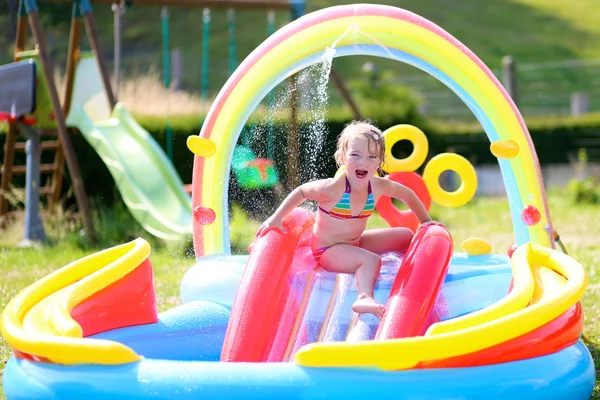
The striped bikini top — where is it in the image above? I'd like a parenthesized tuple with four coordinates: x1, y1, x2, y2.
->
(318, 177, 375, 220)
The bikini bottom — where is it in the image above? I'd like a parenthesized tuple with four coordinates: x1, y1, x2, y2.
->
(312, 241, 360, 264)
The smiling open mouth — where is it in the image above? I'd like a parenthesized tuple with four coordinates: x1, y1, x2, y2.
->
(356, 169, 368, 178)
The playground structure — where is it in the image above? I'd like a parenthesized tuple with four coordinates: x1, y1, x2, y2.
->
(0, 3, 596, 400)
(3, 0, 352, 241)
(0, 0, 98, 243)
(0, 0, 194, 242)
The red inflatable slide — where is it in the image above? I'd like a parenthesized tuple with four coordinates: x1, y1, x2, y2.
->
(376, 222, 453, 339)
(220, 208, 315, 361)
(221, 209, 453, 362)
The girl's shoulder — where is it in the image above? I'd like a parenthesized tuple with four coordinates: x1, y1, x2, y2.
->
(370, 175, 400, 196)
(370, 175, 389, 189)
(319, 174, 347, 187)
(307, 176, 344, 203)
(307, 177, 336, 189)
(320, 177, 343, 195)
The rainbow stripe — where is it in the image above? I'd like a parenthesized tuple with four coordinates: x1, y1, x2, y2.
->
(190, 4, 553, 257)
(325, 193, 375, 219)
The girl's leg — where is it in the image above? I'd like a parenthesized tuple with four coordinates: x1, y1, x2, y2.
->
(319, 244, 384, 318)
(359, 227, 414, 255)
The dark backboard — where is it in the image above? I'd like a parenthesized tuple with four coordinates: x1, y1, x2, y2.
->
(0, 59, 37, 117)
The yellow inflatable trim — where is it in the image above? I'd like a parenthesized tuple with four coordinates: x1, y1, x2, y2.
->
(187, 136, 216, 158)
(0, 239, 150, 365)
(461, 237, 493, 256)
(531, 265, 567, 305)
(428, 263, 531, 334)
(490, 140, 520, 159)
(294, 242, 586, 370)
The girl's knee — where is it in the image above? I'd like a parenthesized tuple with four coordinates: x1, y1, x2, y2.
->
(397, 228, 414, 251)
(396, 227, 414, 239)
(364, 252, 382, 268)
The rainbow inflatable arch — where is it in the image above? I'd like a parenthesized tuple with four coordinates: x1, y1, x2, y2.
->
(189, 3, 553, 257)
(1, 4, 595, 400)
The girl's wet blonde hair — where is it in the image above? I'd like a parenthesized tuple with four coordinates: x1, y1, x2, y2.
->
(334, 120, 386, 170)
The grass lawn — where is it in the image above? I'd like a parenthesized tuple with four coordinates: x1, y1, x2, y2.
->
(3, 0, 599, 96)
(0, 192, 598, 398)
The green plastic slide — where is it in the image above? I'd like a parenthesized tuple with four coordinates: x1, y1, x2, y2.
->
(66, 54, 192, 241)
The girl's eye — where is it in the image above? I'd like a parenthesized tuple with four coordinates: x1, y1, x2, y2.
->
(369, 155, 378, 159)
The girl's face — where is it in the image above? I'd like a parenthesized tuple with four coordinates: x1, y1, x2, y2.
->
(343, 137, 381, 181)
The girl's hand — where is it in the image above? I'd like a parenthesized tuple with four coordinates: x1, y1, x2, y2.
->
(256, 216, 286, 237)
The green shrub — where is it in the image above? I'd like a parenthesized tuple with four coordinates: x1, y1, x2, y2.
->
(567, 178, 600, 204)
(228, 204, 261, 254)
(348, 69, 424, 128)
(426, 113, 600, 164)
(2, 111, 600, 206)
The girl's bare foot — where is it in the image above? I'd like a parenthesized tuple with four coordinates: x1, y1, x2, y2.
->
(352, 294, 385, 319)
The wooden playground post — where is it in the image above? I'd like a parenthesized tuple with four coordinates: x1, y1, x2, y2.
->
(63, 2, 83, 118)
(330, 67, 362, 120)
(112, 0, 124, 99)
(286, 2, 304, 189)
(0, 126, 19, 218)
(502, 56, 518, 107)
(288, 75, 300, 189)
(80, 0, 117, 109)
(23, 0, 97, 244)
(48, 0, 85, 211)
(14, 5, 29, 55)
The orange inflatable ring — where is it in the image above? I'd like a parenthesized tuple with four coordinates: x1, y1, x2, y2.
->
(376, 172, 431, 232)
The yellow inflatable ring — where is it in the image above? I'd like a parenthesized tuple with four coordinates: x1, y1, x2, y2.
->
(383, 125, 429, 173)
(423, 153, 477, 208)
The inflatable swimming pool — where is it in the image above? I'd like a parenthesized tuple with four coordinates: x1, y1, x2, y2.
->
(1, 207, 595, 399)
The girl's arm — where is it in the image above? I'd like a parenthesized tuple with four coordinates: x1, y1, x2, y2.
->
(379, 178, 432, 224)
(257, 180, 330, 235)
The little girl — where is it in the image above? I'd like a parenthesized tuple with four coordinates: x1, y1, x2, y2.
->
(257, 120, 434, 318)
